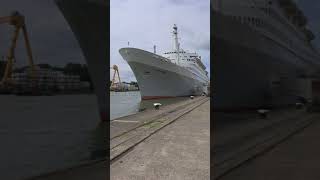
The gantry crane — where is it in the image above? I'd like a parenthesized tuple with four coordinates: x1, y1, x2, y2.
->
(0, 11, 36, 88)
(110, 65, 122, 91)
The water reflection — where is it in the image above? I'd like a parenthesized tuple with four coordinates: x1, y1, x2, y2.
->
(0, 94, 105, 179)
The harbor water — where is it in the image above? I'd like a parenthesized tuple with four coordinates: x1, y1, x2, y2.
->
(0, 94, 107, 179)
(110, 91, 191, 120)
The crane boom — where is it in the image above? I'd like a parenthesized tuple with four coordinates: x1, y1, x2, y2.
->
(0, 11, 36, 85)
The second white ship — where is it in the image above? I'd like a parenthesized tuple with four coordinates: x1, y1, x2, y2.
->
(119, 24, 209, 100)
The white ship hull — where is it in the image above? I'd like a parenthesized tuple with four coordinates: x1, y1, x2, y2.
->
(213, 10, 317, 111)
(55, 0, 108, 121)
(119, 48, 208, 99)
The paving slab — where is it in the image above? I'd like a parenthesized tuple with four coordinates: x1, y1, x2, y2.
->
(111, 101, 210, 180)
(213, 107, 317, 179)
(110, 96, 206, 139)
(219, 113, 320, 180)
(110, 97, 209, 161)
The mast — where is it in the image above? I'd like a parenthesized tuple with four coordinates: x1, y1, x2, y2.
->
(173, 24, 180, 65)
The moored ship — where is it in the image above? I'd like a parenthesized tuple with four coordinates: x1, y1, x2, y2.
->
(55, 0, 108, 120)
(119, 24, 209, 100)
(212, 0, 320, 110)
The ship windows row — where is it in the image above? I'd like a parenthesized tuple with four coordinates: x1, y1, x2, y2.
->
(164, 51, 186, 54)
(232, 16, 265, 27)
(260, 7, 271, 15)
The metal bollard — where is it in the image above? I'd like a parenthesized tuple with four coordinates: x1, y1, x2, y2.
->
(153, 103, 162, 110)
(257, 109, 269, 119)
(295, 102, 303, 109)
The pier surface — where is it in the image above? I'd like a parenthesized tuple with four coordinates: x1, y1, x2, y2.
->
(31, 96, 210, 179)
(111, 99, 210, 180)
(219, 113, 320, 180)
(214, 107, 320, 180)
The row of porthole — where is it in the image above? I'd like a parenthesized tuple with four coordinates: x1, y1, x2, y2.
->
(231, 15, 265, 27)
(164, 51, 186, 54)
(260, 7, 271, 15)
(232, 12, 307, 54)
(189, 67, 207, 81)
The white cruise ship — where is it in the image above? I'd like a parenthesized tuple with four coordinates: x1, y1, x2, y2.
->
(55, 0, 108, 121)
(213, 0, 320, 110)
(119, 24, 209, 100)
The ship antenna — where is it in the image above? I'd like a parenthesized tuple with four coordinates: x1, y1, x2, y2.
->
(173, 24, 180, 65)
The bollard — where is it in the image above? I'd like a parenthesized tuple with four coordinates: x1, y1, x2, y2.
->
(153, 103, 162, 110)
(295, 102, 303, 109)
(257, 109, 269, 119)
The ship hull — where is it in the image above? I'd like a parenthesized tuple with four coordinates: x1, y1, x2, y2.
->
(213, 10, 313, 111)
(119, 48, 208, 99)
(55, 0, 107, 121)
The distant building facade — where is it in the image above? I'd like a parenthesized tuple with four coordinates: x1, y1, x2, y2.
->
(12, 66, 87, 92)
(110, 82, 139, 91)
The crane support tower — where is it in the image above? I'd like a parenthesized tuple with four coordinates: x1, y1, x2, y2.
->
(110, 65, 122, 91)
(0, 11, 36, 92)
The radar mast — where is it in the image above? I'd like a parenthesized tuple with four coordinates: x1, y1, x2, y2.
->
(173, 24, 180, 65)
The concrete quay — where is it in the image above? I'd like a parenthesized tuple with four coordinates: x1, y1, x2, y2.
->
(28, 96, 209, 180)
(214, 107, 320, 179)
(111, 98, 210, 180)
(219, 111, 320, 180)
(111, 96, 207, 139)
(110, 96, 208, 161)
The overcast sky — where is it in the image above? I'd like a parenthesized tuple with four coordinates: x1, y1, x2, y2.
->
(0, 0, 85, 67)
(111, 0, 210, 82)
(0, 0, 319, 78)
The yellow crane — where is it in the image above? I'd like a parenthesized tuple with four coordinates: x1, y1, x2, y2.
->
(0, 11, 36, 88)
(110, 65, 122, 91)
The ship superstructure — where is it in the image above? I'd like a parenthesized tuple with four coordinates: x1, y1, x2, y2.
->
(163, 24, 209, 84)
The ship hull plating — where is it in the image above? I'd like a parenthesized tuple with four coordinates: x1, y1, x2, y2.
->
(119, 48, 208, 99)
(55, 0, 107, 120)
(213, 11, 313, 111)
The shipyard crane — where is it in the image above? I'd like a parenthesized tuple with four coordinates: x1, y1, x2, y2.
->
(0, 11, 36, 88)
(110, 65, 122, 90)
